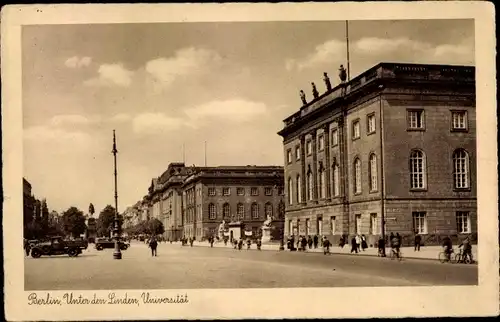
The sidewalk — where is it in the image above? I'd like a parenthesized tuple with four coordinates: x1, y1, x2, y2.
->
(189, 241, 478, 263)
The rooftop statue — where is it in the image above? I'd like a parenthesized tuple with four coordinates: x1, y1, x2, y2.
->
(311, 82, 319, 99)
(299, 90, 307, 105)
(339, 65, 347, 83)
(323, 72, 332, 91)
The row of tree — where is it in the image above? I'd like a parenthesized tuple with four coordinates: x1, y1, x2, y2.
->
(125, 218, 165, 236)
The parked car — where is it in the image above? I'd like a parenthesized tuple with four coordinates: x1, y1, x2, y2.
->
(95, 238, 130, 251)
(30, 236, 87, 258)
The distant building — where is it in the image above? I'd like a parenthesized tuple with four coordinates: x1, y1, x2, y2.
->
(278, 62, 476, 246)
(182, 166, 285, 241)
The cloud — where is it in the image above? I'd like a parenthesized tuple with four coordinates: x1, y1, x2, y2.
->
(185, 99, 268, 122)
(84, 63, 134, 87)
(24, 126, 92, 147)
(64, 56, 92, 68)
(132, 113, 185, 135)
(145, 47, 222, 88)
(49, 114, 94, 127)
(286, 39, 345, 71)
(110, 113, 132, 123)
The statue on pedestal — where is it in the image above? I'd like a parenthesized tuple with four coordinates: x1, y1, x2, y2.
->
(218, 220, 227, 240)
(323, 72, 332, 91)
(299, 90, 307, 105)
(261, 215, 273, 243)
(339, 65, 347, 83)
(311, 82, 319, 99)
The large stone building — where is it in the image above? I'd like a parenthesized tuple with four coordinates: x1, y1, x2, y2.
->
(278, 62, 476, 247)
(182, 166, 285, 241)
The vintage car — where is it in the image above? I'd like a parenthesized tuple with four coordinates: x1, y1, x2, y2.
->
(95, 238, 129, 251)
(30, 236, 87, 258)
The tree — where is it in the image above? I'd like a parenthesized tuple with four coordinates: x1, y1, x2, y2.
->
(41, 199, 49, 235)
(147, 218, 165, 236)
(34, 199, 42, 224)
(23, 194, 35, 239)
(97, 205, 123, 237)
(61, 207, 87, 238)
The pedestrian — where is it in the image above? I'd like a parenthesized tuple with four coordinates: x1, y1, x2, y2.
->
(396, 233, 402, 248)
(377, 235, 386, 257)
(238, 239, 243, 251)
(246, 239, 251, 250)
(350, 236, 358, 253)
(414, 232, 421, 251)
(24, 239, 30, 257)
(301, 236, 307, 251)
(308, 236, 313, 249)
(313, 235, 319, 249)
(149, 236, 158, 257)
(339, 236, 345, 248)
(361, 234, 368, 251)
(210, 236, 214, 248)
(323, 236, 331, 255)
(355, 234, 361, 252)
(297, 236, 301, 251)
(257, 239, 262, 250)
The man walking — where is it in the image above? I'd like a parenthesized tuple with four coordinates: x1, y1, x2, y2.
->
(414, 232, 421, 251)
(149, 236, 158, 257)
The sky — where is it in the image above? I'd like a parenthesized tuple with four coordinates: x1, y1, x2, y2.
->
(22, 19, 475, 215)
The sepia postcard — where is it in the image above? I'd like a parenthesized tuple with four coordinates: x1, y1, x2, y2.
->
(2, 2, 498, 321)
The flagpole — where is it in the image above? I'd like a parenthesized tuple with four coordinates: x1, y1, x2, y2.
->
(346, 20, 351, 82)
(204, 141, 207, 166)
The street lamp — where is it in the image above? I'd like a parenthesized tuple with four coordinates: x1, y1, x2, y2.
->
(112, 130, 122, 260)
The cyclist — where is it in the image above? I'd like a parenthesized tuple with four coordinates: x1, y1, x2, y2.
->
(390, 233, 400, 258)
(442, 236, 453, 261)
(458, 237, 473, 262)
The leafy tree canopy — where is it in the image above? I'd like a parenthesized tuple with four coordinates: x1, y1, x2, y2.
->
(61, 206, 87, 238)
(97, 205, 123, 237)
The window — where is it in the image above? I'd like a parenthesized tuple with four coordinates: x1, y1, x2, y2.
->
(208, 188, 216, 196)
(222, 187, 230, 196)
(453, 149, 469, 189)
(237, 187, 245, 196)
(251, 187, 258, 196)
(369, 154, 378, 192)
(208, 203, 216, 219)
(307, 171, 313, 200)
(265, 203, 273, 218)
(456, 212, 471, 234)
(331, 129, 339, 146)
(251, 203, 259, 219)
(367, 114, 376, 134)
(407, 109, 425, 130)
(412, 212, 427, 234)
(223, 203, 230, 220)
(287, 149, 293, 164)
(318, 169, 326, 199)
(295, 145, 301, 160)
(355, 214, 361, 235)
(305, 219, 310, 236)
(451, 111, 467, 131)
(306, 140, 312, 155)
(330, 216, 336, 235)
(237, 203, 244, 219)
(333, 164, 340, 196)
(354, 158, 362, 194)
(370, 213, 378, 235)
(198, 188, 202, 197)
(352, 120, 360, 139)
(317, 217, 323, 235)
(265, 187, 273, 196)
(410, 150, 426, 189)
(318, 135, 325, 151)
(296, 174, 302, 203)
(288, 220, 293, 235)
(287, 178, 293, 205)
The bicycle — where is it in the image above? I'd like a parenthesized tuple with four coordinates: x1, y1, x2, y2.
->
(389, 248, 403, 261)
(454, 248, 473, 264)
(438, 249, 454, 263)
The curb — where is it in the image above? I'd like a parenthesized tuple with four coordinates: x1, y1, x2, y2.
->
(189, 244, 479, 264)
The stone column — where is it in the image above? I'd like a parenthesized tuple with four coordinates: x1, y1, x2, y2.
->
(311, 130, 318, 201)
(323, 123, 331, 200)
(300, 135, 306, 204)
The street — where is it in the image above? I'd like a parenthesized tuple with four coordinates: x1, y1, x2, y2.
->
(24, 241, 477, 290)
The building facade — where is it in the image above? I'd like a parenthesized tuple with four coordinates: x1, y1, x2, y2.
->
(181, 166, 285, 241)
(278, 62, 476, 246)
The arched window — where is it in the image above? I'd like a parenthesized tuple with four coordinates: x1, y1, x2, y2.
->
(288, 177, 293, 205)
(354, 158, 361, 193)
(251, 203, 259, 219)
(208, 203, 216, 219)
(223, 203, 230, 220)
(410, 150, 426, 189)
(318, 169, 326, 199)
(296, 174, 302, 203)
(453, 149, 469, 189)
(237, 203, 244, 219)
(307, 171, 314, 200)
(333, 164, 340, 196)
(369, 154, 378, 192)
(265, 202, 273, 219)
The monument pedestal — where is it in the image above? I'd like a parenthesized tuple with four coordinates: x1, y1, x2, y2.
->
(261, 226, 272, 243)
